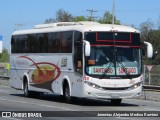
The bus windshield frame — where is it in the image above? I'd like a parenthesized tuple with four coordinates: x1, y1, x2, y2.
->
(84, 32, 142, 79)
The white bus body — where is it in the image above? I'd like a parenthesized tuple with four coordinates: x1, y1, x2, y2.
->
(10, 22, 152, 104)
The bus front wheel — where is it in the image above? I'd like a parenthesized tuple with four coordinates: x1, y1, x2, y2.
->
(63, 83, 73, 103)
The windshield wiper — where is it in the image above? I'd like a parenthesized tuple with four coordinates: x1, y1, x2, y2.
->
(99, 61, 113, 79)
(99, 48, 115, 79)
(117, 61, 132, 80)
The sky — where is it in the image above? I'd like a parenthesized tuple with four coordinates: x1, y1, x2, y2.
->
(0, 0, 160, 50)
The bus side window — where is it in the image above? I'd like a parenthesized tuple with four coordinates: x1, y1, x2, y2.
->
(48, 32, 61, 53)
(74, 31, 83, 74)
(61, 31, 73, 53)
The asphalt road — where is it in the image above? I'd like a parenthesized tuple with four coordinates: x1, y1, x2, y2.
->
(0, 85, 160, 120)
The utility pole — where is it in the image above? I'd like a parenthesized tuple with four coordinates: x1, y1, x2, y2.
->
(0, 35, 2, 53)
(87, 9, 98, 21)
(112, 0, 115, 28)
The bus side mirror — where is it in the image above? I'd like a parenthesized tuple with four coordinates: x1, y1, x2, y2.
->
(144, 41, 153, 58)
(83, 40, 91, 56)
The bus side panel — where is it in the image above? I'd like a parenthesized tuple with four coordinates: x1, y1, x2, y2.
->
(71, 73, 83, 97)
(51, 55, 74, 95)
(10, 69, 23, 90)
(23, 54, 61, 93)
(10, 55, 23, 90)
(51, 55, 83, 97)
(52, 73, 83, 97)
(10, 54, 84, 97)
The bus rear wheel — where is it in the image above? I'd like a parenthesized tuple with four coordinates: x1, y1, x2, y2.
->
(110, 99, 122, 105)
(24, 81, 41, 98)
(24, 81, 31, 97)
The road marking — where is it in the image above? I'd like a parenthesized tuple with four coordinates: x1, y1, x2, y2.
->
(0, 98, 28, 104)
(39, 104, 76, 111)
(2, 118, 21, 120)
(115, 117, 130, 120)
(125, 98, 160, 104)
(0, 89, 10, 93)
(0, 85, 10, 88)
(0, 97, 76, 111)
(143, 107, 160, 111)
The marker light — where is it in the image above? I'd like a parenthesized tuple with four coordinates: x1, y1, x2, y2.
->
(84, 81, 102, 90)
(128, 82, 142, 90)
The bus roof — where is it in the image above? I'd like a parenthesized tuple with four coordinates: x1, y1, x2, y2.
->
(12, 21, 139, 35)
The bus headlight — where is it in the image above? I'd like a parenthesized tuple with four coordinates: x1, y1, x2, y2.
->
(84, 81, 102, 90)
(128, 82, 142, 90)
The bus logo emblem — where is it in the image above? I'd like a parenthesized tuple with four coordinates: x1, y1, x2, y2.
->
(61, 58, 67, 67)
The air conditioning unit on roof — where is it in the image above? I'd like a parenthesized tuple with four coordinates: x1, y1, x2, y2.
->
(34, 22, 82, 29)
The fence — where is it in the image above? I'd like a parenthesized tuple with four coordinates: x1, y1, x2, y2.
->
(0, 63, 10, 78)
(143, 65, 160, 86)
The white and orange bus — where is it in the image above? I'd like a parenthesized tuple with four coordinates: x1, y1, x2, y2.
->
(10, 22, 153, 105)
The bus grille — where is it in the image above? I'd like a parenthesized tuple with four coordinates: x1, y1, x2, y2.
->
(102, 87, 129, 90)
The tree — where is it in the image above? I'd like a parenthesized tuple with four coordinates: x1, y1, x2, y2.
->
(98, 11, 120, 24)
(0, 48, 9, 62)
(139, 19, 154, 42)
(148, 30, 160, 65)
(139, 19, 160, 65)
(45, 18, 56, 24)
(72, 16, 89, 22)
(158, 15, 160, 30)
(45, 9, 73, 23)
(44, 9, 121, 24)
(56, 9, 73, 22)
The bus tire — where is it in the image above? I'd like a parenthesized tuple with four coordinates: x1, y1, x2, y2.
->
(24, 80, 31, 97)
(63, 82, 73, 103)
(110, 99, 122, 105)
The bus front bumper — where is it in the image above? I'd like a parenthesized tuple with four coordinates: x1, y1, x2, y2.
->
(83, 85, 142, 99)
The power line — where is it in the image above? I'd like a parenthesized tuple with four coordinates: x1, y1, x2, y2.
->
(87, 9, 98, 21)
(15, 24, 25, 30)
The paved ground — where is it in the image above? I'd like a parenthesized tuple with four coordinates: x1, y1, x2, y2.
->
(1, 79, 160, 102)
(0, 85, 160, 120)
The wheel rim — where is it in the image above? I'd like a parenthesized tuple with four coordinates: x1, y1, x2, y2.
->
(65, 86, 70, 99)
(64, 85, 70, 102)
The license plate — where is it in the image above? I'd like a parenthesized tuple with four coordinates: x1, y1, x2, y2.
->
(110, 94, 120, 98)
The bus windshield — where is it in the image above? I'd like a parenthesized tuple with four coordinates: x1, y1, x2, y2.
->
(85, 32, 142, 79)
